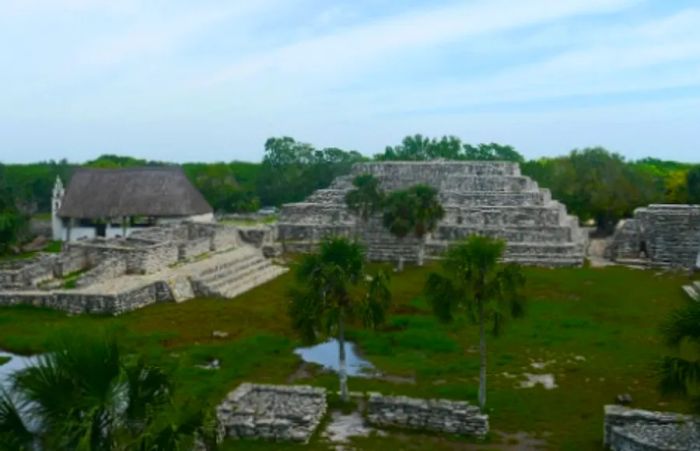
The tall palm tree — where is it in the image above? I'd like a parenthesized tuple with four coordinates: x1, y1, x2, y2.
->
(409, 184, 445, 266)
(659, 299, 700, 411)
(425, 236, 525, 411)
(289, 237, 391, 401)
(345, 174, 384, 238)
(382, 190, 414, 271)
(0, 334, 202, 450)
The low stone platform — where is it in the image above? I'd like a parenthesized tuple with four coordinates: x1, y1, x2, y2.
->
(367, 392, 488, 437)
(216, 383, 327, 443)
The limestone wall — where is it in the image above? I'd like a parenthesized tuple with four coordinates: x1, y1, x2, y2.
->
(366, 392, 488, 437)
(178, 237, 210, 260)
(74, 257, 127, 289)
(0, 256, 57, 289)
(604, 405, 700, 451)
(610, 205, 700, 269)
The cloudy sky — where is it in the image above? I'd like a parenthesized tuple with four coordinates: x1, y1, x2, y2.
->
(1, 0, 699, 163)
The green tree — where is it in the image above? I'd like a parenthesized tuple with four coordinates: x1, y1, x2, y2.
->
(425, 236, 525, 410)
(687, 166, 700, 204)
(463, 143, 525, 163)
(382, 189, 416, 271)
(659, 300, 700, 412)
(409, 184, 445, 265)
(288, 237, 391, 401)
(345, 174, 384, 236)
(0, 334, 204, 450)
(0, 165, 27, 253)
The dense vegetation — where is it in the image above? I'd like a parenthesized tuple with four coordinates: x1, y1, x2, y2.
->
(0, 135, 698, 251)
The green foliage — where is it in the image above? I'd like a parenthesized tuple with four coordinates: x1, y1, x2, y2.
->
(382, 184, 444, 240)
(289, 237, 391, 343)
(0, 164, 27, 253)
(0, 332, 203, 450)
(687, 166, 700, 204)
(345, 174, 384, 222)
(258, 137, 366, 206)
(659, 300, 700, 410)
(376, 134, 524, 162)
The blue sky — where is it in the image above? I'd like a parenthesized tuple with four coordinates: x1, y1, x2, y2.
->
(1, 0, 699, 163)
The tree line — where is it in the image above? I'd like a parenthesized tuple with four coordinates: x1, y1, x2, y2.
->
(1, 135, 699, 251)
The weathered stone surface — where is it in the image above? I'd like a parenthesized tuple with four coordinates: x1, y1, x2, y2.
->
(216, 383, 327, 443)
(277, 161, 585, 267)
(366, 392, 489, 437)
(609, 204, 700, 270)
(604, 405, 700, 451)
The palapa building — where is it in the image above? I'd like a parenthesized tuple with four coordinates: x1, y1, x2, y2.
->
(52, 167, 214, 241)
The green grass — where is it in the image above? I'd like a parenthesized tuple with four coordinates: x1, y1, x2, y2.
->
(0, 264, 696, 450)
(0, 355, 10, 366)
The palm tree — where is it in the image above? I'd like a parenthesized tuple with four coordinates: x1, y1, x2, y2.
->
(425, 236, 525, 411)
(345, 174, 384, 238)
(0, 334, 203, 450)
(659, 300, 700, 411)
(289, 237, 391, 401)
(409, 184, 444, 266)
(382, 190, 414, 271)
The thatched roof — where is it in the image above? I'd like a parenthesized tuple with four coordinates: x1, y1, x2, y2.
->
(58, 167, 212, 219)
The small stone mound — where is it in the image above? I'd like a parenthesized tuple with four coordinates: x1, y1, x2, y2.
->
(216, 383, 327, 443)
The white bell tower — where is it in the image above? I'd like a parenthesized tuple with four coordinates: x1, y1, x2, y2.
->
(51, 176, 65, 241)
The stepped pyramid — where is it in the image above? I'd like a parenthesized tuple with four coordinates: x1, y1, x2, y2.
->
(278, 161, 586, 267)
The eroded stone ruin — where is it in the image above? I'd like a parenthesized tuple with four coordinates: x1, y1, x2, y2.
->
(278, 161, 586, 266)
(0, 223, 284, 314)
(604, 405, 700, 451)
(609, 204, 700, 270)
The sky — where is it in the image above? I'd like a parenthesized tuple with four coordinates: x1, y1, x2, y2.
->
(1, 0, 699, 164)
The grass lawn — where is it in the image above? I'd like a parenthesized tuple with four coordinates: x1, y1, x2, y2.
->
(0, 264, 696, 450)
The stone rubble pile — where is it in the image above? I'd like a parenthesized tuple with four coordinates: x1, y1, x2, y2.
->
(366, 392, 489, 437)
(216, 383, 327, 443)
(278, 161, 586, 267)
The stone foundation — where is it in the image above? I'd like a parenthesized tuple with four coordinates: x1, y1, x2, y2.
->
(216, 383, 327, 443)
(604, 405, 700, 451)
(278, 161, 585, 267)
(366, 392, 488, 437)
(609, 204, 700, 269)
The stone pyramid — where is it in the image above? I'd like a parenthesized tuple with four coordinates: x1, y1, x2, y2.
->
(277, 161, 586, 267)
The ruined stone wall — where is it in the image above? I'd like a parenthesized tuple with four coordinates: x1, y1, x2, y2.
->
(366, 393, 488, 437)
(74, 257, 127, 289)
(0, 280, 172, 315)
(604, 405, 700, 451)
(0, 256, 57, 289)
(178, 237, 210, 260)
(610, 205, 700, 269)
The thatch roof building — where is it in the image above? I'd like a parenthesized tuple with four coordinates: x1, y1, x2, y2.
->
(52, 167, 213, 241)
(58, 167, 212, 219)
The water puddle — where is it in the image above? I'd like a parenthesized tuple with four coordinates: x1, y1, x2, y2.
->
(519, 373, 557, 390)
(0, 350, 38, 390)
(294, 340, 375, 377)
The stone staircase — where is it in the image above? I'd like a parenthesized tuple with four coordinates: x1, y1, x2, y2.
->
(190, 246, 287, 299)
(682, 281, 700, 302)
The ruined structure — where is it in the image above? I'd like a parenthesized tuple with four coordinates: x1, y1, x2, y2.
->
(609, 204, 700, 270)
(52, 167, 214, 242)
(278, 161, 586, 266)
(604, 405, 700, 451)
(0, 223, 284, 315)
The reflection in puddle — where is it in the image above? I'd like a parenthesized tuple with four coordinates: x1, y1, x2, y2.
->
(0, 350, 38, 390)
(294, 339, 375, 377)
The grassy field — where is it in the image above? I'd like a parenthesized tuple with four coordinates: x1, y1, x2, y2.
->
(0, 264, 696, 450)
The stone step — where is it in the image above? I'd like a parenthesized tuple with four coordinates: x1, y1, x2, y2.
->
(203, 259, 272, 292)
(196, 255, 266, 284)
(682, 285, 699, 302)
(197, 247, 261, 278)
(215, 265, 288, 299)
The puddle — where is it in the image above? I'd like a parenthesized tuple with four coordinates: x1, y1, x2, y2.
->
(519, 373, 557, 390)
(294, 340, 375, 377)
(323, 410, 382, 444)
(0, 350, 39, 390)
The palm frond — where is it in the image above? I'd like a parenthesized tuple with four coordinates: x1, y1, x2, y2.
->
(0, 389, 34, 451)
(658, 356, 700, 395)
(661, 301, 700, 347)
(425, 272, 459, 323)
